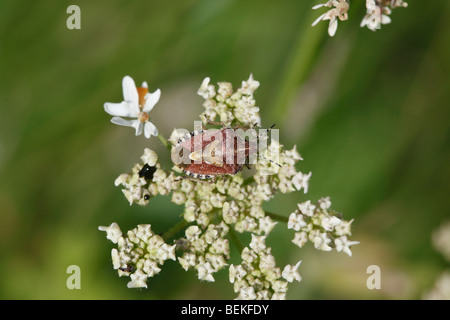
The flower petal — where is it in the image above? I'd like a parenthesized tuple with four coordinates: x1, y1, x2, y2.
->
(122, 76, 139, 105)
(104, 102, 136, 117)
(143, 89, 161, 113)
(312, 13, 326, 26)
(111, 117, 136, 127)
(144, 121, 158, 138)
(328, 18, 338, 36)
(134, 121, 144, 136)
(381, 14, 391, 25)
(312, 4, 325, 10)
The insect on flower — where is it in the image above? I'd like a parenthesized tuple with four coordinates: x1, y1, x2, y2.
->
(139, 164, 157, 181)
(171, 122, 279, 181)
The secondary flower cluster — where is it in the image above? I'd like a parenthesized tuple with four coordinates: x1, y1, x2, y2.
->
(423, 220, 450, 300)
(198, 74, 261, 127)
(288, 198, 359, 256)
(177, 223, 230, 282)
(312, 0, 408, 37)
(98, 223, 176, 288)
(100, 75, 358, 299)
(230, 235, 302, 300)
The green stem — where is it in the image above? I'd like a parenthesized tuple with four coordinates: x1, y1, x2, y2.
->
(158, 133, 172, 151)
(161, 219, 190, 241)
(265, 211, 288, 223)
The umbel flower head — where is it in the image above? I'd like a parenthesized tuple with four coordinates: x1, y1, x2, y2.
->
(311, 0, 408, 37)
(104, 75, 160, 138)
(100, 74, 358, 299)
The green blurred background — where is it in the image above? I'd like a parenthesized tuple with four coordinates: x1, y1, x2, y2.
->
(0, 0, 449, 299)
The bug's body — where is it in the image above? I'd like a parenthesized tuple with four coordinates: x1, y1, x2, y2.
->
(172, 127, 257, 180)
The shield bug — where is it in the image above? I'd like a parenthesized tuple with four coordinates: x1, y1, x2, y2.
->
(171, 123, 278, 180)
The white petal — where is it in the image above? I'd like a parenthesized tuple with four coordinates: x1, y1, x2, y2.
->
(134, 121, 144, 136)
(122, 76, 138, 105)
(360, 16, 369, 27)
(110, 117, 136, 127)
(381, 15, 391, 25)
(312, 13, 326, 26)
(104, 102, 136, 117)
(144, 121, 158, 138)
(141, 81, 148, 89)
(312, 4, 325, 10)
(143, 89, 161, 113)
(328, 19, 338, 36)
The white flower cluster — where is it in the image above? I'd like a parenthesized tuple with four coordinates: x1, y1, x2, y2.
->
(98, 223, 176, 288)
(288, 197, 359, 256)
(423, 221, 450, 300)
(432, 221, 450, 264)
(177, 223, 230, 282)
(198, 74, 261, 127)
(230, 235, 302, 300)
(423, 271, 450, 300)
(114, 148, 180, 205)
(312, 0, 349, 37)
(101, 75, 358, 299)
(312, 0, 408, 36)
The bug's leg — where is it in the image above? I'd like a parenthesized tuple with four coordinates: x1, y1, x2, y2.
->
(188, 176, 215, 184)
(206, 120, 227, 128)
(174, 175, 187, 182)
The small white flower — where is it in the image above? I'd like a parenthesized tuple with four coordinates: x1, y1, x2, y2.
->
(185, 225, 201, 240)
(334, 218, 354, 236)
(292, 171, 312, 193)
(282, 261, 302, 283)
(240, 74, 260, 96)
(287, 212, 307, 231)
(249, 234, 267, 252)
(321, 216, 342, 232)
(114, 173, 129, 187)
(292, 231, 308, 248)
(312, 232, 332, 251)
(98, 222, 122, 244)
(217, 82, 233, 100)
(297, 200, 316, 216)
(335, 236, 360, 256)
(140, 148, 158, 166)
(236, 286, 256, 300)
(178, 253, 197, 271)
(318, 196, 332, 210)
(197, 262, 215, 282)
(104, 76, 160, 139)
(258, 216, 277, 235)
(312, 0, 349, 37)
(127, 269, 148, 288)
(171, 191, 186, 205)
(229, 264, 247, 284)
(197, 77, 216, 99)
(360, 0, 391, 31)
